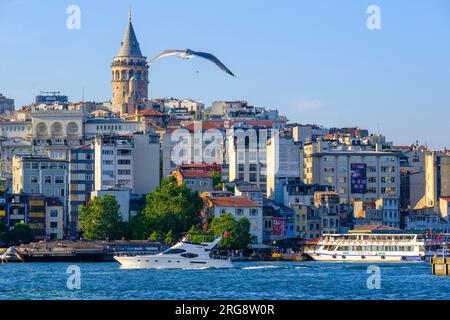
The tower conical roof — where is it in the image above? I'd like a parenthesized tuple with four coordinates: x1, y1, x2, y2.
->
(116, 14, 143, 57)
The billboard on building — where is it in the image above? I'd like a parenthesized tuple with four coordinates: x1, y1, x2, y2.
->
(272, 217, 286, 236)
(351, 163, 367, 194)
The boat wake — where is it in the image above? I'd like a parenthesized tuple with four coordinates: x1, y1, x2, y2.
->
(241, 265, 280, 270)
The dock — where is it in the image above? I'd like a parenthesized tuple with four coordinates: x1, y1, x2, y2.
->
(431, 258, 450, 275)
(1, 240, 164, 263)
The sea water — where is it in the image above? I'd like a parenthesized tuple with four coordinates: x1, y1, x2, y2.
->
(0, 261, 449, 300)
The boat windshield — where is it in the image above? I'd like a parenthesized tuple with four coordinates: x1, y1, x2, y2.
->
(162, 248, 186, 255)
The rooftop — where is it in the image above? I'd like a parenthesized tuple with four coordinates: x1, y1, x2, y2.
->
(140, 109, 166, 116)
(178, 170, 213, 179)
(116, 14, 143, 57)
(207, 196, 261, 208)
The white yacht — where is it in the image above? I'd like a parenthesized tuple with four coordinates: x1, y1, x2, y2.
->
(304, 233, 426, 262)
(114, 237, 233, 269)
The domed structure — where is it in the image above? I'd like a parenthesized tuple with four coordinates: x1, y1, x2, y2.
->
(111, 11, 149, 115)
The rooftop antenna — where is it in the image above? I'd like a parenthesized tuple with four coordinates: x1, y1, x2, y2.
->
(82, 86, 85, 103)
(129, 6, 132, 22)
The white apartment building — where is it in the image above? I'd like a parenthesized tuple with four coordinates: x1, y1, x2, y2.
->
(94, 132, 160, 195)
(293, 124, 329, 143)
(164, 99, 205, 114)
(227, 127, 268, 192)
(203, 196, 264, 243)
(266, 135, 302, 203)
(304, 143, 401, 205)
(162, 123, 226, 178)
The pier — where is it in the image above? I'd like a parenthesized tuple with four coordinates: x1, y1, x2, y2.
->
(431, 258, 450, 276)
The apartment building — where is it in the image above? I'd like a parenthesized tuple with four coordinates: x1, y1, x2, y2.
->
(68, 145, 94, 236)
(227, 126, 268, 192)
(266, 135, 302, 203)
(304, 143, 401, 205)
(94, 132, 159, 195)
(12, 155, 68, 219)
(203, 195, 263, 243)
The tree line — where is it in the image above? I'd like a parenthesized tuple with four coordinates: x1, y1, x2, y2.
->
(79, 176, 253, 250)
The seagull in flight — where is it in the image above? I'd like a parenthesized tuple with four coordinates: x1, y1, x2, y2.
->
(148, 49, 235, 77)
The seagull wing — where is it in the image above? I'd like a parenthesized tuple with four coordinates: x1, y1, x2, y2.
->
(148, 49, 187, 64)
(189, 50, 235, 77)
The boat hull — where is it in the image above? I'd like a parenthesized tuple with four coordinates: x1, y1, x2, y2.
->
(114, 255, 234, 269)
(305, 252, 424, 262)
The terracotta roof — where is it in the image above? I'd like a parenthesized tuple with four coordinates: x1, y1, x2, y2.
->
(184, 121, 225, 132)
(179, 170, 212, 178)
(178, 163, 221, 172)
(393, 146, 412, 151)
(207, 196, 261, 208)
(230, 120, 273, 128)
(140, 109, 166, 116)
(440, 196, 450, 202)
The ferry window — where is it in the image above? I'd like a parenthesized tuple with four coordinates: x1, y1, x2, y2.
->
(181, 253, 198, 258)
(163, 249, 186, 255)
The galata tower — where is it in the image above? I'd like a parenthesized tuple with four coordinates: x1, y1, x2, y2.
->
(111, 12, 149, 115)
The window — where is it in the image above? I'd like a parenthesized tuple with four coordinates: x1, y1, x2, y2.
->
(238, 164, 245, 172)
(118, 159, 131, 165)
(117, 149, 132, 156)
(44, 176, 52, 184)
(118, 169, 131, 175)
(103, 160, 114, 165)
(50, 210, 58, 218)
(55, 176, 64, 184)
(381, 166, 396, 173)
(180, 253, 198, 258)
(381, 187, 396, 194)
(163, 249, 186, 255)
(102, 150, 114, 155)
(236, 208, 243, 216)
(368, 177, 377, 183)
(381, 176, 395, 183)
(250, 209, 258, 216)
(249, 164, 257, 172)
(30, 176, 39, 184)
(50, 222, 58, 229)
(32, 163, 39, 169)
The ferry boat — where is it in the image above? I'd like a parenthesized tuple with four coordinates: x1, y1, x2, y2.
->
(114, 237, 234, 269)
(304, 234, 426, 262)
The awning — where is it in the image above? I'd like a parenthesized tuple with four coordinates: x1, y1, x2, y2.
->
(249, 243, 272, 249)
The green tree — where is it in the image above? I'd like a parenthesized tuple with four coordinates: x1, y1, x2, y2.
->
(186, 225, 214, 244)
(209, 213, 252, 250)
(0, 222, 9, 243)
(80, 195, 123, 240)
(211, 171, 223, 190)
(149, 230, 162, 242)
(164, 230, 175, 245)
(10, 223, 34, 244)
(142, 176, 202, 241)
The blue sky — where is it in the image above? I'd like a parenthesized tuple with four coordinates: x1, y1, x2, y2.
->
(0, 0, 449, 148)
